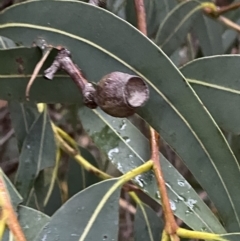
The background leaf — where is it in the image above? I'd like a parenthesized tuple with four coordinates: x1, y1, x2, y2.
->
(155, 0, 201, 56)
(67, 147, 100, 197)
(9, 101, 39, 149)
(34, 179, 120, 241)
(181, 55, 240, 134)
(194, 15, 223, 56)
(15, 107, 56, 203)
(134, 204, 163, 241)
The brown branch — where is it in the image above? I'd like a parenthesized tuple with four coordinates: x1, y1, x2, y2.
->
(218, 15, 240, 33)
(150, 127, 179, 241)
(216, 2, 240, 15)
(134, 0, 179, 239)
(44, 48, 97, 109)
(134, 0, 147, 35)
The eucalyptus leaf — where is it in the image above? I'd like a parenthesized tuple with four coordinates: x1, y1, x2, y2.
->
(67, 147, 100, 197)
(194, 15, 223, 56)
(9, 101, 39, 149)
(44, 182, 62, 216)
(155, 0, 201, 55)
(181, 55, 240, 134)
(15, 108, 56, 203)
(134, 204, 163, 241)
(34, 179, 120, 241)
(222, 18, 240, 53)
(0, 0, 239, 232)
(79, 107, 226, 233)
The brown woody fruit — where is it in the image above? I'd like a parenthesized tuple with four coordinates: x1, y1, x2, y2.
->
(95, 72, 149, 117)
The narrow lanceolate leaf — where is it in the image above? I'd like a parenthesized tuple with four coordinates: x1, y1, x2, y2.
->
(9, 101, 39, 149)
(194, 15, 223, 56)
(155, 0, 201, 56)
(67, 147, 100, 197)
(79, 107, 226, 233)
(15, 108, 56, 203)
(34, 179, 120, 241)
(0, 169, 22, 209)
(181, 55, 240, 134)
(222, 24, 239, 53)
(0, 0, 238, 232)
(134, 204, 163, 241)
(2, 205, 50, 241)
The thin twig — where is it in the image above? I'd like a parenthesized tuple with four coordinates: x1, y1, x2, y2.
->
(44, 48, 97, 109)
(134, 0, 179, 239)
(216, 2, 240, 15)
(218, 15, 240, 33)
(134, 0, 147, 35)
(25, 47, 52, 100)
(0, 129, 14, 146)
(150, 127, 179, 241)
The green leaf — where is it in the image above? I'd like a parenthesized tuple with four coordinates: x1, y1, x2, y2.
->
(0, 47, 79, 102)
(67, 147, 101, 197)
(155, 0, 201, 55)
(9, 101, 39, 149)
(34, 179, 120, 241)
(126, 0, 176, 37)
(134, 204, 163, 241)
(15, 108, 56, 203)
(180, 55, 240, 134)
(2, 205, 50, 241)
(193, 15, 223, 56)
(79, 107, 226, 233)
(0, 169, 22, 209)
(0, 0, 238, 232)
(44, 181, 62, 216)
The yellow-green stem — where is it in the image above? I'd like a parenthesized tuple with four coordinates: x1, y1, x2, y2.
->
(79, 160, 153, 241)
(177, 228, 227, 241)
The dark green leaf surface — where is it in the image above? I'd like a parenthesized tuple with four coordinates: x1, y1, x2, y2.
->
(0, 47, 69, 102)
(79, 107, 226, 233)
(0, 0, 238, 231)
(155, 0, 201, 55)
(44, 182, 62, 216)
(34, 179, 120, 241)
(181, 55, 240, 134)
(15, 108, 56, 203)
(194, 15, 223, 56)
(134, 204, 163, 241)
(67, 147, 100, 197)
(9, 101, 39, 149)
(2, 205, 50, 241)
